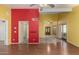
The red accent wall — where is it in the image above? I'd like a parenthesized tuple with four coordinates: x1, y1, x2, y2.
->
(11, 9, 39, 44)
(29, 21, 39, 43)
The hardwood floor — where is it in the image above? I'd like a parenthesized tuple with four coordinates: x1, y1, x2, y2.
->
(0, 39, 79, 55)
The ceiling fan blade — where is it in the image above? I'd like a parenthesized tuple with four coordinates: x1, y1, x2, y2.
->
(47, 4, 55, 8)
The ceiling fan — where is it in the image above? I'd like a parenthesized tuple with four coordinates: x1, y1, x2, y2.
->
(30, 4, 55, 8)
(30, 4, 55, 11)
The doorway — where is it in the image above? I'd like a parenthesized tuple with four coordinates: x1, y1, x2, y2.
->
(18, 21, 29, 44)
(45, 27, 51, 35)
(0, 20, 8, 45)
(61, 24, 67, 41)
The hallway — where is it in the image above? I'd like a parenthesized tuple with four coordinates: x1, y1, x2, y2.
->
(0, 4, 79, 55)
(0, 39, 79, 55)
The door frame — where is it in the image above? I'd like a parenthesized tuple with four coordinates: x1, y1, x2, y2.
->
(18, 21, 29, 44)
(5, 20, 8, 45)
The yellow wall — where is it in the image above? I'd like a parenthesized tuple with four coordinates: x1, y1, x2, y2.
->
(1, 4, 79, 47)
(39, 13, 58, 38)
(58, 5, 79, 47)
(0, 5, 11, 45)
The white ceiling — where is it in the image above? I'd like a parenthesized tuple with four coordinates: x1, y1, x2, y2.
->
(8, 4, 77, 8)
(7, 4, 78, 13)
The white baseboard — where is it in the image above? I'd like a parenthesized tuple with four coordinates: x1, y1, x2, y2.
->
(68, 40, 79, 47)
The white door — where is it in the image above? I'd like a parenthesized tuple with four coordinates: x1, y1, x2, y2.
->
(19, 21, 29, 44)
(0, 20, 8, 45)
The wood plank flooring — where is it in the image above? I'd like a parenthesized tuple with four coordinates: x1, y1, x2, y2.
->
(0, 39, 79, 55)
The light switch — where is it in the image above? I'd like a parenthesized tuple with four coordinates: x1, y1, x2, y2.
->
(14, 27, 16, 29)
(32, 18, 38, 21)
(14, 31, 16, 33)
(13, 39, 15, 41)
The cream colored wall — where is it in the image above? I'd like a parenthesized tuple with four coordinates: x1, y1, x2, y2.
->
(39, 13, 58, 38)
(0, 5, 11, 45)
(58, 5, 79, 47)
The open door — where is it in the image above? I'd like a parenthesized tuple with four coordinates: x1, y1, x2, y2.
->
(45, 26, 51, 35)
(61, 24, 67, 41)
